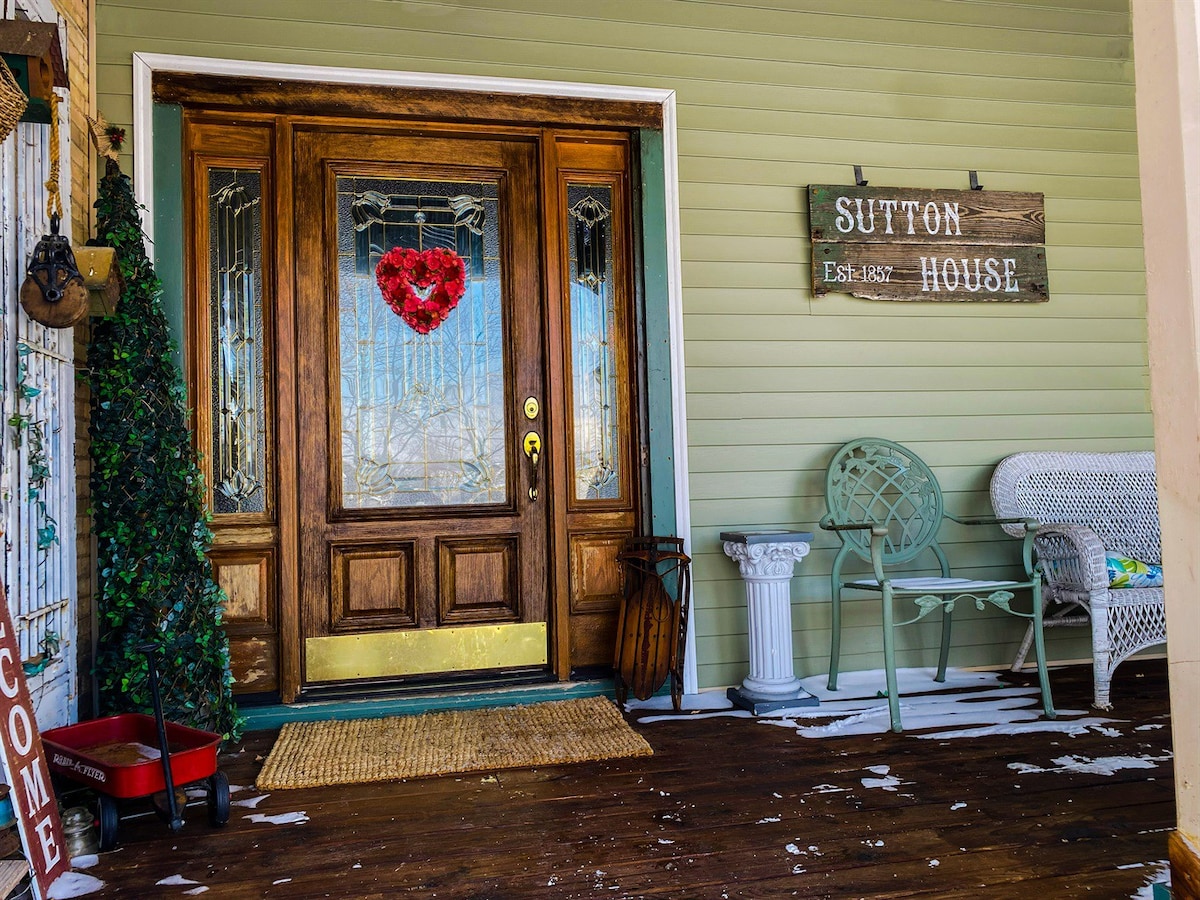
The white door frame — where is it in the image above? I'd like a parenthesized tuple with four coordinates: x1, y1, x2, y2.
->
(129, 52, 697, 694)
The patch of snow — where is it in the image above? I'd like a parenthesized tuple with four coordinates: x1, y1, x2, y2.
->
(865, 765, 891, 776)
(862, 774, 902, 791)
(862, 839, 884, 847)
(810, 784, 848, 794)
(785, 843, 801, 855)
(637, 709, 754, 724)
(273, 878, 292, 884)
(1135, 724, 1165, 732)
(950, 802, 967, 811)
(47, 872, 105, 899)
(1009, 753, 1172, 777)
(70, 855, 98, 869)
(772, 792, 782, 798)
(918, 718, 1117, 740)
(1129, 860, 1170, 900)
(757, 816, 781, 824)
(157, 875, 200, 886)
(638, 667, 1161, 748)
(231, 794, 269, 809)
(352, 863, 363, 869)
(626, 691, 736, 712)
(244, 810, 309, 825)
(929, 859, 940, 867)
(791, 865, 806, 874)
(657, 839, 675, 845)
(183, 889, 209, 896)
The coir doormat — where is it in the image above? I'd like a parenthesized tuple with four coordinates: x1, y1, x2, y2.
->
(255, 695, 653, 789)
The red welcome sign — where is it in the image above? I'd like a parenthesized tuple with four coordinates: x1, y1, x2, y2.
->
(0, 588, 69, 898)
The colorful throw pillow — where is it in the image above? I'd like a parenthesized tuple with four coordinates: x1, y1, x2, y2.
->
(1104, 552, 1164, 589)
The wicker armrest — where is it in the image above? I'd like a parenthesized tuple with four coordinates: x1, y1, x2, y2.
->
(1033, 522, 1109, 592)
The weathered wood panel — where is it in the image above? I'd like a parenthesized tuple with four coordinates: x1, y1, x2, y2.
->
(809, 185, 1047, 245)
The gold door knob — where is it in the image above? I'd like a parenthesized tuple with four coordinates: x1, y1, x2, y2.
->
(523, 431, 541, 501)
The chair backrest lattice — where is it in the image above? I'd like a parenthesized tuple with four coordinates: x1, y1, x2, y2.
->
(825, 438, 944, 565)
(991, 451, 1159, 564)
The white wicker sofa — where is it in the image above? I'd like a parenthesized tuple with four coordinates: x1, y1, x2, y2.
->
(990, 451, 1164, 709)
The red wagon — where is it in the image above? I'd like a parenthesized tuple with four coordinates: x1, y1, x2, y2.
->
(40, 651, 230, 850)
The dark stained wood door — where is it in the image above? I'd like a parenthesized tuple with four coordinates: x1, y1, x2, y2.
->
(292, 128, 549, 686)
(185, 106, 643, 701)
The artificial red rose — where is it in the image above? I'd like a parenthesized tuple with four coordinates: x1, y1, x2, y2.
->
(375, 246, 468, 333)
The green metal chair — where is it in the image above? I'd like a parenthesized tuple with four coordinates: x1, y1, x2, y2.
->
(819, 438, 1055, 732)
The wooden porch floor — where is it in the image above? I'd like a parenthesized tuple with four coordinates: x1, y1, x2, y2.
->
(77, 660, 1173, 899)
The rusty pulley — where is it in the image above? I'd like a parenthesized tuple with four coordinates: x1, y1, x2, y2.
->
(20, 212, 88, 328)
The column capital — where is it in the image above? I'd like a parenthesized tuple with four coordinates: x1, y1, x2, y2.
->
(722, 540, 811, 580)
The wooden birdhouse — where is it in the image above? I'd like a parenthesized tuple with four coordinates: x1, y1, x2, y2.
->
(0, 22, 67, 124)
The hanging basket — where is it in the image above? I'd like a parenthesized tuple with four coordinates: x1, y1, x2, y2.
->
(0, 57, 27, 144)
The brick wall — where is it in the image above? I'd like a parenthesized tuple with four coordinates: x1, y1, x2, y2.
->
(53, 0, 93, 718)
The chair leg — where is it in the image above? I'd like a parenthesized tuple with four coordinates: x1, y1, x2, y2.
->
(828, 579, 842, 691)
(1011, 620, 1037, 673)
(935, 597, 952, 683)
(881, 584, 903, 732)
(1030, 585, 1057, 720)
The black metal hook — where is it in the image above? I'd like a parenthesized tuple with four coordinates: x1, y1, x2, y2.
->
(853, 165, 868, 187)
(969, 170, 983, 191)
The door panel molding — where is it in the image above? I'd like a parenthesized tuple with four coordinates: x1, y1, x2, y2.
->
(329, 543, 417, 632)
(437, 536, 521, 626)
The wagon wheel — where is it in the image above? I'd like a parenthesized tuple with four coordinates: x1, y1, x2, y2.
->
(207, 771, 230, 827)
(670, 671, 683, 713)
(97, 794, 120, 852)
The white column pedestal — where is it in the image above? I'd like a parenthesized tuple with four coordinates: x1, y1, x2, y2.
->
(721, 532, 819, 715)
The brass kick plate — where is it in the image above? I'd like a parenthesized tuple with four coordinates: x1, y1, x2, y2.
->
(305, 622, 548, 682)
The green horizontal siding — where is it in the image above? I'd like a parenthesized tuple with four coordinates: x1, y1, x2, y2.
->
(96, 0, 1149, 691)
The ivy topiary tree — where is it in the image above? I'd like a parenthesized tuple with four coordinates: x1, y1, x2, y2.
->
(88, 159, 242, 739)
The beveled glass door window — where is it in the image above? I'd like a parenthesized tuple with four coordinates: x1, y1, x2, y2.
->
(209, 167, 268, 515)
(335, 176, 506, 509)
(567, 184, 621, 501)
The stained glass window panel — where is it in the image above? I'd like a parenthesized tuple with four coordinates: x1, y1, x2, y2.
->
(336, 175, 506, 508)
(209, 168, 267, 515)
(567, 184, 620, 501)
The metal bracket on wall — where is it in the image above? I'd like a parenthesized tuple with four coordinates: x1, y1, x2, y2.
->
(969, 170, 983, 190)
(853, 165, 868, 187)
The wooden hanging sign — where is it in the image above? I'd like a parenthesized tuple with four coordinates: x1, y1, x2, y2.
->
(0, 586, 69, 898)
(808, 184, 1049, 302)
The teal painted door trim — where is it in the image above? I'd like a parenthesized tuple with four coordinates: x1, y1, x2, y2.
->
(638, 128, 677, 539)
(242, 679, 616, 731)
(151, 102, 185, 377)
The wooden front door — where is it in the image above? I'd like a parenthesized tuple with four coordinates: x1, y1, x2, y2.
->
(183, 103, 643, 702)
(293, 128, 549, 686)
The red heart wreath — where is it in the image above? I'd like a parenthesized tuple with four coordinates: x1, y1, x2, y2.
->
(374, 246, 467, 334)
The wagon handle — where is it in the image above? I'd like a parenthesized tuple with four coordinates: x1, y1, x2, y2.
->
(137, 643, 182, 832)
